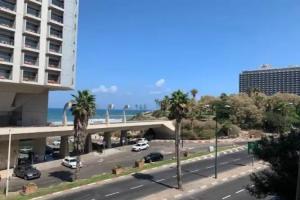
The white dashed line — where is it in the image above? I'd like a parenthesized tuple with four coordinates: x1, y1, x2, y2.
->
(190, 169, 200, 173)
(220, 162, 229, 165)
(174, 194, 183, 198)
(105, 192, 120, 197)
(206, 165, 214, 169)
(232, 158, 241, 162)
(240, 172, 246, 175)
(172, 175, 177, 178)
(156, 179, 166, 182)
(236, 189, 245, 194)
(200, 185, 207, 189)
(130, 185, 144, 190)
(231, 175, 237, 179)
(188, 189, 195, 193)
(222, 195, 231, 199)
(211, 181, 218, 185)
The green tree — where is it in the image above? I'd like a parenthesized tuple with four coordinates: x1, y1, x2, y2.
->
(71, 90, 96, 180)
(190, 89, 198, 99)
(164, 90, 190, 189)
(248, 131, 300, 199)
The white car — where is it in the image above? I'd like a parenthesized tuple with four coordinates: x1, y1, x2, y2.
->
(52, 140, 61, 146)
(132, 142, 149, 152)
(136, 138, 148, 144)
(62, 156, 82, 169)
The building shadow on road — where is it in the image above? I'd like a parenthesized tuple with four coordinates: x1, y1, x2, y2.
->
(132, 173, 175, 189)
(49, 170, 74, 182)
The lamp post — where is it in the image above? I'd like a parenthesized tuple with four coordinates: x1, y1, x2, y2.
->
(5, 129, 12, 197)
(123, 105, 130, 123)
(214, 104, 231, 179)
(105, 104, 114, 124)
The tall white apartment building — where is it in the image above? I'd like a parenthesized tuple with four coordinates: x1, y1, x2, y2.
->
(0, 0, 79, 168)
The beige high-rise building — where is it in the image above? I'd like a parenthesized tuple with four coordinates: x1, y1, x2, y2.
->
(0, 0, 79, 168)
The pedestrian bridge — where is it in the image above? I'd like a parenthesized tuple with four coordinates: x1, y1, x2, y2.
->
(0, 120, 175, 141)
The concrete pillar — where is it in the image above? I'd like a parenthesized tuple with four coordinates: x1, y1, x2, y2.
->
(120, 130, 128, 146)
(84, 134, 93, 153)
(104, 132, 112, 148)
(59, 136, 69, 158)
(32, 138, 46, 162)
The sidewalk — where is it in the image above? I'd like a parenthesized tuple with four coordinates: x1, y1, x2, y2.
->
(143, 161, 268, 200)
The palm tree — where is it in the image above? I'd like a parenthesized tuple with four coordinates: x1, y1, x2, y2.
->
(166, 90, 190, 189)
(70, 90, 96, 180)
(190, 89, 198, 100)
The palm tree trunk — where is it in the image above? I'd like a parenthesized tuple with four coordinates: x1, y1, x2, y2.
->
(175, 121, 183, 189)
(84, 134, 92, 153)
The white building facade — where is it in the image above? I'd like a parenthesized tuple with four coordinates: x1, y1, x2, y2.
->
(0, 0, 79, 169)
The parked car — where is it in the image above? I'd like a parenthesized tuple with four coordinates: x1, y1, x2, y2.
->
(132, 142, 149, 152)
(136, 138, 148, 144)
(144, 152, 164, 163)
(14, 165, 41, 180)
(62, 156, 82, 169)
(52, 140, 61, 146)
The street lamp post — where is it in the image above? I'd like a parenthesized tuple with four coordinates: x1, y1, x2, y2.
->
(105, 104, 114, 124)
(214, 104, 230, 179)
(123, 105, 130, 123)
(5, 129, 12, 197)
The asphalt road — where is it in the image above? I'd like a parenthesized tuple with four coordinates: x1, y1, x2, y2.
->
(181, 175, 270, 200)
(49, 150, 254, 200)
(8, 140, 244, 192)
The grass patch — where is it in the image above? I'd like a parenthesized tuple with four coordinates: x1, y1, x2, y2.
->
(2, 145, 241, 200)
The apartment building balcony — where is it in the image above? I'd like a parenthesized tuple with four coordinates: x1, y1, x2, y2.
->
(26, 0, 42, 6)
(47, 40, 62, 56)
(22, 67, 38, 82)
(0, 14, 15, 31)
(24, 19, 40, 37)
(0, 64, 12, 80)
(0, 0, 16, 15)
(0, 30, 14, 48)
(48, 25, 63, 41)
(22, 52, 39, 69)
(47, 55, 61, 70)
(48, 9, 64, 26)
(23, 35, 40, 53)
(49, 0, 64, 11)
(0, 49, 13, 65)
(46, 70, 60, 85)
(24, 2, 41, 21)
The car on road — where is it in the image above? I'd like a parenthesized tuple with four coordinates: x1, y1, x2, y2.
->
(14, 165, 41, 180)
(52, 140, 61, 146)
(136, 138, 148, 144)
(62, 156, 82, 169)
(132, 142, 149, 152)
(144, 152, 164, 163)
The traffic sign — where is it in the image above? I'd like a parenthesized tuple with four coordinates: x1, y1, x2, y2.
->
(248, 141, 258, 154)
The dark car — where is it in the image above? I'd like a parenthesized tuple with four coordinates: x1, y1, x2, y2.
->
(144, 152, 164, 163)
(14, 165, 41, 180)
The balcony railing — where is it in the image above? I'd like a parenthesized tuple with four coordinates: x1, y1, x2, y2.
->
(23, 72, 37, 82)
(24, 56, 38, 66)
(48, 73, 60, 84)
(26, 22, 40, 34)
(49, 44, 61, 53)
(51, 13, 63, 24)
(51, 0, 64, 9)
(27, 6, 41, 18)
(50, 29, 62, 38)
(48, 59, 60, 68)
(0, 35, 13, 46)
(0, 17, 14, 28)
(0, 0, 16, 11)
(0, 68, 11, 79)
(0, 52, 12, 62)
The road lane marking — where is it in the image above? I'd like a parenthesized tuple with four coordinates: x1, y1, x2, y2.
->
(220, 162, 229, 165)
(222, 195, 231, 199)
(206, 165, 214, 169)
(236, 189, 245, 194)
(231, 175, 237, 178)
(200, 185, 207, 189)
(174, 194, 182, 198)
(211, 181, 218, 185)
(232, 158, 241, 162)
(105, 192, 120, 197)
(172, 175, 177, 178)
(240, 172, 246, 175)
(190, 169, 200, 173)
(222, 178, 228, 181)
(71, 186, 80, 190)
(156, 179, 166, 182)
(130, 185, 144, 190)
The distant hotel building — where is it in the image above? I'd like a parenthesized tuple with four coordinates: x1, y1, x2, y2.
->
(239, 65, 300, 95)
(0, 0, 79, 169)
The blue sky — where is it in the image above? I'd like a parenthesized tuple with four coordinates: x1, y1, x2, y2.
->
(49, 0, 300, 109)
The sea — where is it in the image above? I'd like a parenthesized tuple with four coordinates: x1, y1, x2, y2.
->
(48, 108, 145, 125)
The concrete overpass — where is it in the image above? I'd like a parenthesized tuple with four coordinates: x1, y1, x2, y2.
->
(0, 121, 175, 169)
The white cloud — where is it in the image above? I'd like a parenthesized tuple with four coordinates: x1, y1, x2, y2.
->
(92, 85, 118, 94)
(155, 79, 165, 88)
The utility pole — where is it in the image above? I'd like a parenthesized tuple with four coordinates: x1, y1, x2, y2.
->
(6, 129, 12, 197)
